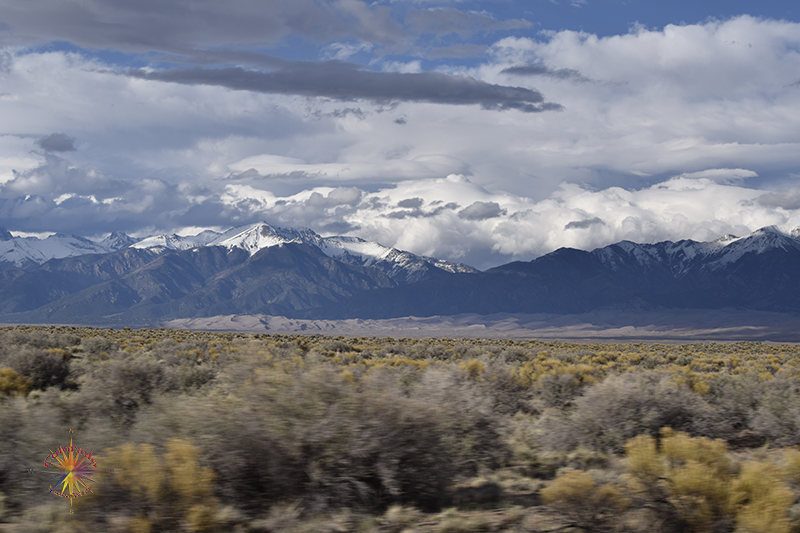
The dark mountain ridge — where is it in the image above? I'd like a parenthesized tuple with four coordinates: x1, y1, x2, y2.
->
(305, 226, 800, 319)
(3, 243, 399, 324)
(1, 225, 800, 325)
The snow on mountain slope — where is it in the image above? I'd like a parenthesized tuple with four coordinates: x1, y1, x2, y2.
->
(0, 230, 133, 269)
(10, 222, 792, 281)
(130, 230, 221, 251)
(220, 223, 479, 282)
(0, 221, 476, 282)
(133, 222, 478, 283)
(98, 231, 139, 251)
(592, 226, 800, 276)
(705, 226, 800, 267)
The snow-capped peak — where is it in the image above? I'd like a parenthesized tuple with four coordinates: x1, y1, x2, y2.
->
(132, 221, 478, 282)
(707, 225, 800, 266)
(593, 225, 800, 276)
(0, 230, 136, 269)
(215, 223, 308, 253)
(98, 231, 138, 251)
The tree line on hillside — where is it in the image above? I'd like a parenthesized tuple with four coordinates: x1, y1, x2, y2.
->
(1, 327, 800, 531)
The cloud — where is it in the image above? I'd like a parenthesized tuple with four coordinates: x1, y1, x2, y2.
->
(500, 64, 593, 83)
(758, 188, 800, 210)
(213, 175, 800, 269)
(323, 41, 374, 60)
(128, 64, 562, 112)
(0, 155, 229, 234)
(565, 217, 604, 229)
(405, 8, 531, 37)
(5, 16, 797, 203)
(2, 16, 800, 271)
(0, 50, 11, 72)
(35, 133, 77, 152)
(677, 168, 758, 183)
(0, 0, 406, 52)
(2, 155, 128, 198)
(225, 153, 470, 184)
(458, 201, 506, 220)
(398, 197, 424, 208)
(427, 44, 489, 59)
(5, 157, 800, 270)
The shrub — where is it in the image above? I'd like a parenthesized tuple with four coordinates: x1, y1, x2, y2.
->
(450, 481, 502, 509)
(538, 372, 707, 453)
(79, 335, 117, 355)
(701, 375, 764, 440)
(543, 429, 795, 533)
(89, 439, 218, 532)
(625, 429, 792, 533)
(541, 470, 629, 533)
(731, 460, 793, 533)
(749, 377, 800, 446)
(4, 349, 70, 390)
(536, 371, 585, 408)
(0, 367, 32, 396)
(379, 504, 423, 532)
(141, 365, 507, 514)
(75, 358, 178, 425)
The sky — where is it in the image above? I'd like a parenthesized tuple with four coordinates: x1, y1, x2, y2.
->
(1, 1, 800, 269)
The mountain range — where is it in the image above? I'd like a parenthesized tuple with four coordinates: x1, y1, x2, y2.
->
(0, 223, 475, 324)
(1, 223, 799, 325)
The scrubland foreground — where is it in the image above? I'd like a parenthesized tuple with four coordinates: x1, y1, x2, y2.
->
(3, 328, 800, 531)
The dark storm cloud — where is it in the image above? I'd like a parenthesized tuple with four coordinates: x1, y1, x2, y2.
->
(35, 133, 77, 152)
(457, 201, 506, 220)
(565, 217, 604, 229)
(128, 63, 562, 112)
(502, 64, 593, 83)
(405, 8, 531, 37)
(0, 0, 405, 52)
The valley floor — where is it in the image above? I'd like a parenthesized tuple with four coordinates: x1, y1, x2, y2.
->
(161, 308, 800, 343)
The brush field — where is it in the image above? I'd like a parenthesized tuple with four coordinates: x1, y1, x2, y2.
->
(1, 326, 800, 532)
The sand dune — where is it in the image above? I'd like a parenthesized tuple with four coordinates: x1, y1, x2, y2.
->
(161, 309, 800, 342)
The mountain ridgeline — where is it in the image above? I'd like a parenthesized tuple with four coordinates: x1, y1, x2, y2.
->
(1, 223, 799, 325)
(0, 223, 476, 324)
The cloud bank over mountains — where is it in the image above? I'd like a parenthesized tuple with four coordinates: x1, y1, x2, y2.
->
(0, 3, 799, 269)
(2, 166, 797, 269)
